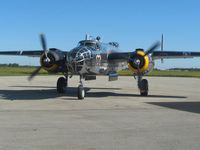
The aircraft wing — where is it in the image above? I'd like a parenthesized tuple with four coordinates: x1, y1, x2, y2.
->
(108, 51, 200, 61)
(0, 50, 43, 57)
(152, 51, 200, 59)
(108, 52, 130, 61)
(0, 50, 69, 57)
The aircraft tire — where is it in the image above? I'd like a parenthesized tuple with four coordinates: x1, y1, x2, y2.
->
(78, 85, 85, 100)
(140, 79, 148, 96)
(57, 77, 67, 93)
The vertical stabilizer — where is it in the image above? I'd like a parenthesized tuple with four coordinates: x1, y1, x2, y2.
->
(161, 34, 164, 63)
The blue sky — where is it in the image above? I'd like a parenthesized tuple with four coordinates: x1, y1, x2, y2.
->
(0, 0, 200, 69)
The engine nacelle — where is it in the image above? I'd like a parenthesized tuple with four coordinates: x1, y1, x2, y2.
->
(128, 50, 150, 74)
(40, 49, 65, 73)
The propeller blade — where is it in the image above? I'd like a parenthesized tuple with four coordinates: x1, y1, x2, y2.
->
(145, 41, 160, 56)
(40, 33, 50, 61)
(28, 66, 42, 81)
(40, 34, 47, 51)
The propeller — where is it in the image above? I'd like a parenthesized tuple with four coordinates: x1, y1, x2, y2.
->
(144, 41, 160, 56)
(28, 34, 49, 81)
(128, 41, 160, 73)
(40, 34, 51, 62)
(28, 66, 42, 81)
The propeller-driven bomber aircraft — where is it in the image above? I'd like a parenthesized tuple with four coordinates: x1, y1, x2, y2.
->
(0, 34, 200, 99)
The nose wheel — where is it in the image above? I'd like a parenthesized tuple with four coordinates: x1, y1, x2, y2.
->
(78, 84, 85, 99)
(77, 75, 85, 100)
(138, 77, 148, 96)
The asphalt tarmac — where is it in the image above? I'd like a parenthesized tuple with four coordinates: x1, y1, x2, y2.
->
(0, 76, 199, 150)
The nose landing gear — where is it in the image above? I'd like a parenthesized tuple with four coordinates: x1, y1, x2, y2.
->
(78, 84, 85, 99)
(77, 75, 85, 100)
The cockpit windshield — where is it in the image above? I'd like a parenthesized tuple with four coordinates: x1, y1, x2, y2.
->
(78, 40, 97, 48)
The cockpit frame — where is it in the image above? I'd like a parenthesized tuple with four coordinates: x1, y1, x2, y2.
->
(78, 40, 100, 50)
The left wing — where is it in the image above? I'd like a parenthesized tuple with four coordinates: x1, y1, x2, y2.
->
(108, 51, 200, 61)
(0, 50, 43, 57)
(108, 52, 130, 61)
(152, 51, 200, 59)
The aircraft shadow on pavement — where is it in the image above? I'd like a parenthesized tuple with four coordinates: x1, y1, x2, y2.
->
(147, 102, 200, 114)
(10, 86, 56, 89)
(86, 92, 187, 99)
(0, 86, 187, 100)
(0, 89, 58, 100)
(10, 86, 122, 90)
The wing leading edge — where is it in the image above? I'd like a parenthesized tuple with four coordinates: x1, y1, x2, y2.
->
(0, 50, 43, 57)
(0, 50, 69, 57)
(152, 51, 200, 59)
(108, 51, 200, 61)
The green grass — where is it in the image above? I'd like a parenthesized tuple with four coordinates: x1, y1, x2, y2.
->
(0, 66, 48, 76)
(0, 66, 199, 78)
(118, 70, 200, 78)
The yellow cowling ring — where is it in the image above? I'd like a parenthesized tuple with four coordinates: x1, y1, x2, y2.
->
(128, 51, 150, 73)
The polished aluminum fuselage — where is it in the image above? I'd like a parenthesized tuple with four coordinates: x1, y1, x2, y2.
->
(67, 40, 123, 75)
(67, 39, 154, 76)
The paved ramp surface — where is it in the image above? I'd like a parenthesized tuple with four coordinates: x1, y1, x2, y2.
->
(0, 76, 200, 150)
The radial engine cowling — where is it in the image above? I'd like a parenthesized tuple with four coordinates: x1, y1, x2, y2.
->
(128, 50, 150, 74)
(40, 49, 65, 73)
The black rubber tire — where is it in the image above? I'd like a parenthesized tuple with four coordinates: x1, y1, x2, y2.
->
(140, 79, 148, 96)
(57, 77, 67, 93)
(141, 91, 148, 96)
(77, 85, 85, 100)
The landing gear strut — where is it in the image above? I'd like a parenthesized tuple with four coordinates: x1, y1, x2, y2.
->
(77, 75, 85, 100)
(137, 76, 148, 96)
(57, 74, 68, 93)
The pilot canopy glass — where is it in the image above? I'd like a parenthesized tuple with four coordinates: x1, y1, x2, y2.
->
(78, 40, 99, 49)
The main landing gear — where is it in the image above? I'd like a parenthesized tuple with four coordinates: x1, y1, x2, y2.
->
(137, 76, 148, 96)
(57, 74, 68, 93)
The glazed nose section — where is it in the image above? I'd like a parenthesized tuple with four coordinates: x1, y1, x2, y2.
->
(74, 47, 92, 62)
